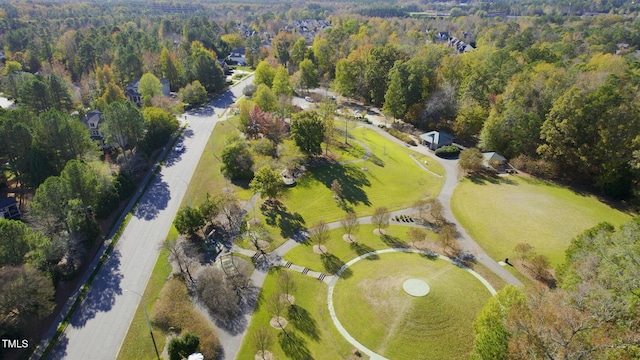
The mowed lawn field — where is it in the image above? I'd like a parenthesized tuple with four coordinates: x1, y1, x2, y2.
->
(281, 126, 444, 226)
(332, 252, 493, 360)
(235, 268, 357, 360)
(283, 224, 437, 275)
(451, 176, 633, 266)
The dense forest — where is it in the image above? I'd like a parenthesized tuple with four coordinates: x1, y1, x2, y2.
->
(1, 0, 640, 358)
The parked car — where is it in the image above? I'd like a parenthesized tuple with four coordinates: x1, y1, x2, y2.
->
(304, 96, 313, 102)
(175, 142, 185, 152)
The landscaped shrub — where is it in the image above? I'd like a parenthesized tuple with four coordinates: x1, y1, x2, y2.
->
(151, 278, 221, 359)
(151, 279, 191, 332)
(168, 333, 199, 360)
(95, 187, 119, 218)
(511, 154, 557, 178)
(435, 145, 461, 158)
(114, 170, 137, 200)
(386, 128, 416, 146)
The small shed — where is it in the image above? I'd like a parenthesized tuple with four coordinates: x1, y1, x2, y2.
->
(482, 152, 507, 171)
(0, 197, 20, 220)
(419, 131, 455, 150)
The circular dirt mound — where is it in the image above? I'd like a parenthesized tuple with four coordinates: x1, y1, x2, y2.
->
(402, 279, 430, 297)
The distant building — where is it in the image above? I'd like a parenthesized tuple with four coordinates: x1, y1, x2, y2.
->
(0, 197, 20, 220)
(228, 47, 246, 65)
(125, 77, 171, 105)
(81, 110, 111, 148)
(419, 131, 455, 150)
(482, 152, 507, 171)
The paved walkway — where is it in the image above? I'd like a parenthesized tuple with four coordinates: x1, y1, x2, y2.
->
(212, 98, 522, 359)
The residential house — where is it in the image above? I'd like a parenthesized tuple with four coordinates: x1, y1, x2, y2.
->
(0, 197, 20, 219)
(125, 77, 171, 105)
(228, 47, 246, 65)
(81, 110, 110, 148)
(419, 131, 455, 150)
(448, 36, 475, 53)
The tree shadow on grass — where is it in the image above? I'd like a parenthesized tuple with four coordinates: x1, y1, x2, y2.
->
(381, 234, 409, 249)
(311, 163, 371, 207)
(321, 253, 352, 278)
(468, 173, 517, 186)
(260, 200, 306, 238)
(288, 305, 319, 341)
(278, 331, 312, 360)
(349, 242, 379, 260)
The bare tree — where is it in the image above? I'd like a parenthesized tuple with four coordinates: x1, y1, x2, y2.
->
(514, 243, 534, 261)
(371, 207, 390, 233)
(247, 222, 273, 254)
(276, 270, 296, 304)
(220, 193, 244, 235)
(162, 238, 197, 285)
(340, 211, 359, 241)
(331, 179, 343, 200)
(413, 198, 431, 222)
(407, 227, 427, 244)
(437, 224, 458, 254)
(430, 200, 446, 227)
(195, 267, 239, 322)
(267, 291, 288, 330)
(254, 326, 274, 360)
(308, 220, 330, 251)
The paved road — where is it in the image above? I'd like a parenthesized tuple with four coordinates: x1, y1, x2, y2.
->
(46, 75, 254, 360)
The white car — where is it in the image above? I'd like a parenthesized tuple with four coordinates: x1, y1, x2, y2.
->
(175, 142, 185, 152)
(304, 96, 313, 102)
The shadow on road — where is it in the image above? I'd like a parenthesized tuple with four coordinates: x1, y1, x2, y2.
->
(163, 149, 183, 168)
(70, 250, 123, 328)
(133, 174, 171, 220)
(47, 333, 69, 360)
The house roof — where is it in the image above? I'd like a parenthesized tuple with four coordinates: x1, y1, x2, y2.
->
(483, 152, 506, 162)
(419, 131, 455, 146)
(231, 47, 246, 56)
(0, 197, 17, 209)
(81, 110, 103, 127)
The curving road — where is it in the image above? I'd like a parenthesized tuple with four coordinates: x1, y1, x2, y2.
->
(43, 75, 254, 360)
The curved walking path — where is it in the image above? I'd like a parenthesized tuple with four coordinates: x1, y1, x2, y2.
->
(218, 101, 521, 359)
(325, 249, 496, 360)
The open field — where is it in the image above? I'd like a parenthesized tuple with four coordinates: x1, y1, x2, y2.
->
(280, 126, 444, 226)
(235, 268, 359, 359)
(183, 115, 254, 207)
(451, 175, 633, 267)
(332, 252, 492, 359)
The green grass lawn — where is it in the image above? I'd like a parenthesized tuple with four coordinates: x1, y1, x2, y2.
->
(117, 227, 176, 360)
(279, 126, 444, 226)
(183, 115, 254, 207)
(332, 252, 492, 359)
(236, 268, 359, 359)
(284, 224, 437, 274)
(451, 175, 633, 267)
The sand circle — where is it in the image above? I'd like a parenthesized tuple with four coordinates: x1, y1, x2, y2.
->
(403, 279, 430, 297)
